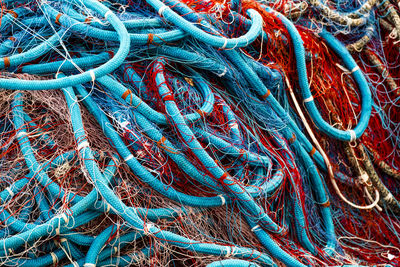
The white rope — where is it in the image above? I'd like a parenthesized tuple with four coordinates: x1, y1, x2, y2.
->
(218, 194, 226, 205)
(303, 95, 314, 103)
(225, 246, 232, 257)
(16, 131, 27, 138)
(83, 263, 96, 267)
(124, 154, 133, 162)
(348, 130, 357, 142)
(77, 140, 89, 151)
(144, 223, 155, 236)
(158, 6, 170, 17)
(5, 187, 14, 197)
(104, 10, 113, 20)
(229, 122, 239, 129)
(336, 63, 349, 73)
(51, 252, 58, 264)
(388, 253, 395, 260)
(251, 225, 260, 232)
(56, 213, 69, 235)
(221, 38, 228, 49)
(217, 67, 227, 77)
(358, 173, 369, 185)
(89, 69, 96, 82)
(351, 66, 360, 73)
(55, 72, 63, 79)
(120, 120, 130, 128)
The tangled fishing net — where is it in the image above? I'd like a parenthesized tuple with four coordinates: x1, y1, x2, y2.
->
(0, 0, 399, 266)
